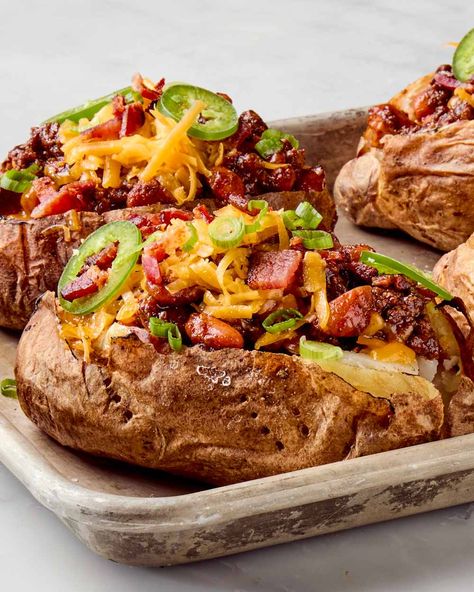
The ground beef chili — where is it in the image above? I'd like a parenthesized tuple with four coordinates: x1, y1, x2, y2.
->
(362, 64, 474, 150)
(0, 103, 327, 219)
(127, 214, 442, 360)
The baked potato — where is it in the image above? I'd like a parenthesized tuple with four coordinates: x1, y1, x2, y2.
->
(334, 61, 474, 251)
(0, 76, 335, 330)
(14, 201, 474, 485)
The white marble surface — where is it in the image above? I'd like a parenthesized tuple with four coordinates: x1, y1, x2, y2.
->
(1, 0, 474, 590)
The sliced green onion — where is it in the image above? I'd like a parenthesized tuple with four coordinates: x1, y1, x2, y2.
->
(0, 378, 17, 399)
(262, 308, 303, 334)
(292, 230, 333, 250)
(167, 324, 183, 351)
(0, 163, 40, 193)
(183, 222, 198, 252)
(208, 216, 245, 248)
(360, 251, 453, 301)
(149, 318, 182, 351)
(295, 202, 323, 228)
(299, 337, 343, 361)
(282, 202, 322, 231)
(245, 200, 269, 233)
(255, 129, 299, 159)
(44, 86, 142, 124)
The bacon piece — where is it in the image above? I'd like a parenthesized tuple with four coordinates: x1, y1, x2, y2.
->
(120, 103, 145, 137)
(128, 213, 162, 237)
(111, 95, 125, 117)
(325, 286, 374, 338)
(60, 266, 107, 302)
(142, 242, 167, 286)
(159, 208, 193, 226)
(185, 313, 244, 349)
(132, 73, 165, 102)
(126, 179, 174, 208)
(247, 250, 302, 290)
(193, 204, 214, 223)
(31, 180, 95, 218)
(81, 117, 122, 141)
(146, 284, 204, 306)
(208, 166, 248, 211)
(82, 242, 118, 273)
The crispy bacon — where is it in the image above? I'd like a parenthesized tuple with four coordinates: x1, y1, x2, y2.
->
(128, 213, 162, 237)
(82, 242, 118, 273)
(325, 286, 374, 338)
(185, 313, 244, 349)
(120, 103, 145, 137)
(159, 208, 193, 226)
(31, 180, 95, 218)
(132, 73, 165, 102)
(81, 117, 122, 141)
(60, 265, 107, 302)
(126, 179, 174, 208)
(247, 250, 302, 290)
(193, 204, 214, 223)
(80, 97, 144, 141)
(142, 242, 167, 286)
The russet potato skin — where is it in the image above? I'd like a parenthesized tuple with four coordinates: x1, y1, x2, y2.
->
(334, 74, 474, 252)
(0, 188, 336, 331)
(15, 292, 446, 486)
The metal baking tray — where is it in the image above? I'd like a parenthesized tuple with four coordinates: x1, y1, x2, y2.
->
(2, 108, 472, 567)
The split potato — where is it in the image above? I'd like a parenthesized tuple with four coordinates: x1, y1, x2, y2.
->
(15, 292, 449, 486)
(335, 72, 474, 252)
(0, 189, 335, 330)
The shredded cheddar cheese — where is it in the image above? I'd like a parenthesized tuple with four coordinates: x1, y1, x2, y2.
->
(59, 100, 223, 206)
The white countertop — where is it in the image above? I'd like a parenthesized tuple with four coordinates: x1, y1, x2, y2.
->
(1, 0, 474, 589)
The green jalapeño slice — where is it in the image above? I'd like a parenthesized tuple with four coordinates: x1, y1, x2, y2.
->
(158, 83, 238, 141)
(58, 221, 142, 314)
(44, 86, 142, 125)
(453, 28, 474, 83)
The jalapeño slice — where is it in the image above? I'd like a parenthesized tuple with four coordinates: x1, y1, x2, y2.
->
(58, 221, 141, 314)
(158, 83, 238, 141)
(360, 251, 453, 301)
(453, 28, 474, 83)
(44, 86, 142, 124)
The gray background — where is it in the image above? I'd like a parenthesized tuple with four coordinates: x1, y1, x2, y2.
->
(1, 0, 474, 590)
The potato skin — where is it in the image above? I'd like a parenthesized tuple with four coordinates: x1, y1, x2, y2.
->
(377, 121, 474, 251)
(334, 150, 396, 230)
(433, 232, 474, 315)
(0, 189, 335, 331)
(15, 292, 445, 486)
(334, 71, 474, 251)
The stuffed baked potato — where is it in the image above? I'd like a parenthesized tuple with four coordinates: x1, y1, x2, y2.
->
(0, 76, 334, 329)
(335, 37, 474, 252)
(14, 200, 474, 485)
